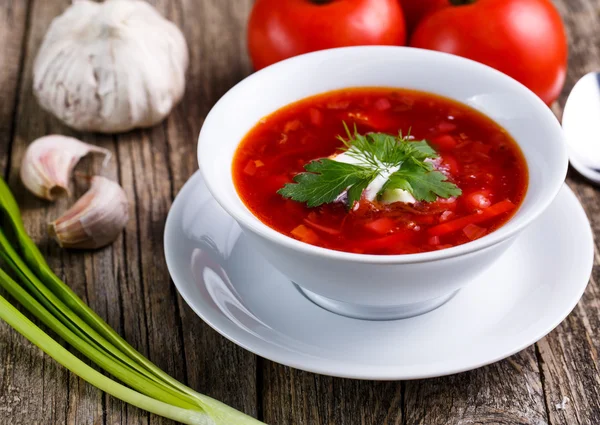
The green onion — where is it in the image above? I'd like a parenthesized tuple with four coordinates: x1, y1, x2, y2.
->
(0, 177, 265, 425)
(0, 292, 211, 425)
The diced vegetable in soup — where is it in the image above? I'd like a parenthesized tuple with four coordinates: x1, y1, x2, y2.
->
(232, 88, 528, 255)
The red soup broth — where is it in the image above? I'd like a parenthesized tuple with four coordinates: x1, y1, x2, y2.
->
(232, 88, 528, 255)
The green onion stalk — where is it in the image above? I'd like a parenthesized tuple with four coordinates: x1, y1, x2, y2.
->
(0, 177, 265, 425)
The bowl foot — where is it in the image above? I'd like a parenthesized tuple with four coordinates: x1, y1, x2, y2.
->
(295, 285, 459, 321)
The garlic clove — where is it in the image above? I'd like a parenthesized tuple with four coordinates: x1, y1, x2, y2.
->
(48, 176, 129, 250)
(20, 135, 111, 201)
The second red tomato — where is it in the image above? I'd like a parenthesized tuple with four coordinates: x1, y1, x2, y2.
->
(410, 0, 568, 105)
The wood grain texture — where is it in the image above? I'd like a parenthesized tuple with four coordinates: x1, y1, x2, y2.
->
(404, 348, 548, 425)
(536, 173, 600, 425)
(3, 0, 120, 423)
(1, 0, 600, 424)
(262, 363, 403, 425)
(0, 0, 257, 424)
(161, 1, 258, 418)
(537, 1, 600, 424)
(0, 2, 76, 425)
(0, 0, 29, 179)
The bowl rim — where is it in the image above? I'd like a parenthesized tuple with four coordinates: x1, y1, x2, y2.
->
(198, 46, 568, 265)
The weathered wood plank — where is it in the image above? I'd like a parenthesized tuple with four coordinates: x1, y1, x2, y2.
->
(1, 0, 259, 424)
(553, 0, 600, 107)
(262, 363, 403, 425)
(1, 0, 114, 423)
(404, 348, 548, 424)
(163, 0, 259, 417)
(0, 1, 82, 425)
(536, 173, 600, 425)
(0, 0, 29, 178)
(535, 1, 600, 424)
(115, 124, 187, 425)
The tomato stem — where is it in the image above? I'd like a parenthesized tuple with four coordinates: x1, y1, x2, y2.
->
(449, 0, 477, 5)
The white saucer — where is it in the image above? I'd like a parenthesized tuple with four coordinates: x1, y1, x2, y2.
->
(164, 171, 593, 380)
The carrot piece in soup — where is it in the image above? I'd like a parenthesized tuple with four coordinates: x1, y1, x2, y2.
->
(437, 121, 458, 132)
(374, 97, 392, 111)
(345, 111, 397, 131)
(363, 217, 397, 235)
(284, 119, 302, 133)
(309, 108, 324, 126)
(243, 160, 258, 176)
(463, 223, 487, 240)
(428, 235, 440, 245)
(291, 225, 319, 244)
(303, 219, 341, 236)
(431, 134, 457, 150)
(428, 200, 515, 236)
(359, 230, 414, 252)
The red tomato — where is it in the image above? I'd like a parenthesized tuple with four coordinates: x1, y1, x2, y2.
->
(399, 0, 449, 34)
(363, 217, 397, 235)
(248, 0, 407, 70)
(410, 0, 567, 105)
(431, 134, 457, 150)
(463, 190, 492, 212)
(440, 154, 459, 175)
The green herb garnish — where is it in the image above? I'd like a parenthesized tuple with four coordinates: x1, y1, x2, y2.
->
(0, 177, 264, 425)
(278, 124, 462, 208)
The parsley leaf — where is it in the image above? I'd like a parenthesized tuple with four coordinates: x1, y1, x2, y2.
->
(277, 124, 462, 208)
(346, 178, 371, 207)
(384, 159, 462, 202)
(277, 159, 377, 208)
(338, 124, 424, 167)
(408, 140, 438, 160)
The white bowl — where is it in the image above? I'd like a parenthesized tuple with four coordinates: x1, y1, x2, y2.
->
(198, 46, 568, 320)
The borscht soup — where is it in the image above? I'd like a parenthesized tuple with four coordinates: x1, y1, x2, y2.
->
(232, 88, 528, 255)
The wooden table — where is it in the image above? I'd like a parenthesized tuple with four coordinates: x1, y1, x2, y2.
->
(0, 1, 598, 424)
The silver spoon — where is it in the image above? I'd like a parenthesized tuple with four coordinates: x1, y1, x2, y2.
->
(563, 72, 600, 184)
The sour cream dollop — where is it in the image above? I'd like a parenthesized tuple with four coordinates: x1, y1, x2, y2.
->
(330, 151, 416, 204)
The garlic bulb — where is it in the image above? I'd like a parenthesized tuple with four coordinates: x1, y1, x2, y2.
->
(33, 0, 189, 133)
(48, 176, 129, 249)
(20, 135, 110, 201)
